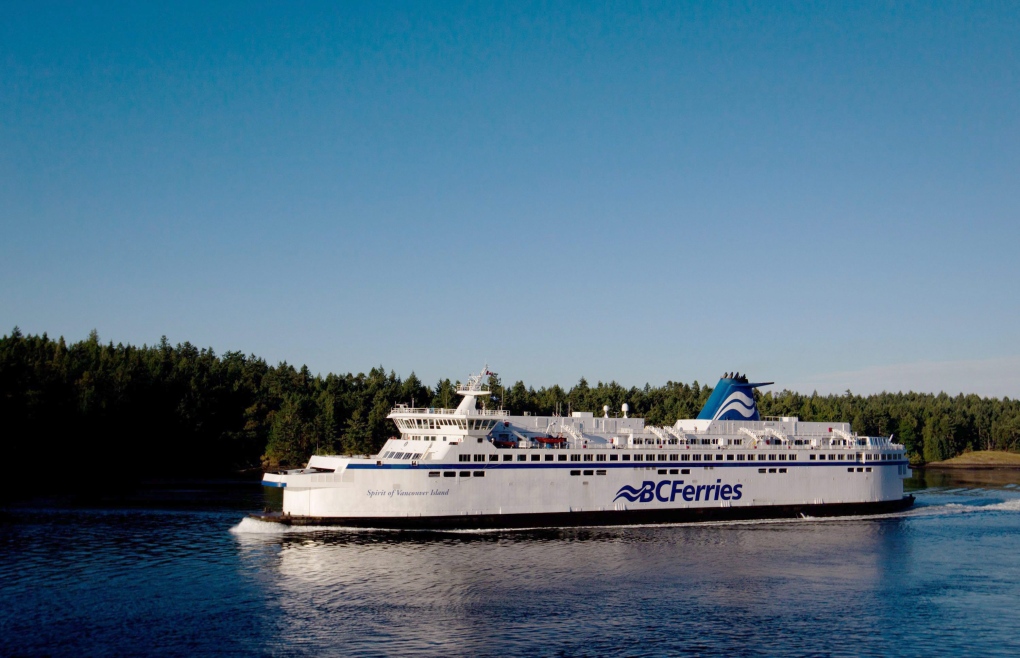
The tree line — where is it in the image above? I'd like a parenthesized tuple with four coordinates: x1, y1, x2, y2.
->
(2, 329, 1018, 486)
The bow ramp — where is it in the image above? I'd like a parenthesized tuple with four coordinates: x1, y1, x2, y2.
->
(697, 373, 774, 421)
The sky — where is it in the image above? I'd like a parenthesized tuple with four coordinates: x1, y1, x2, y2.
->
(2, 1, 1019, 398)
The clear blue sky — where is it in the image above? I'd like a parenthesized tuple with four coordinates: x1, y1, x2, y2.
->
(3, 1, 1018, 397)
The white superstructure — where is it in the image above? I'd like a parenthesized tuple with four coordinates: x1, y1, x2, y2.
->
(258, 368, 913, 528)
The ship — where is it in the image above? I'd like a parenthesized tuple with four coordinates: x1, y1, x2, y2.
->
(254, 367, 914, 528)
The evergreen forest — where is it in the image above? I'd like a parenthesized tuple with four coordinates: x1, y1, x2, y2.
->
(3, 329, 1019, 488)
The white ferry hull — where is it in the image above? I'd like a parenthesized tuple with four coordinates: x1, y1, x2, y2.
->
(255, 370, 915, 529)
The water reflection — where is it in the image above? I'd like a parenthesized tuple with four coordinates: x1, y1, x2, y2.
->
(2, 471, 1018, 657)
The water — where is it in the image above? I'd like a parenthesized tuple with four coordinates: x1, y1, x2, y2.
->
(3, 472, 1020, 657)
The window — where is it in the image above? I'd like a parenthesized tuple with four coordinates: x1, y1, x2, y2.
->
(622, 454, 631, 461)
(778, 468, 787, 473)
(726, 454, 734, 461)
(658, 469, 667, 475)
(459, 455, 470, 462)
(857, 467, 864, 472)
(768, 468, 776, 473)
(693, 454, 702, 461)
(609, 454, 619, 461)
(810, 455, 816, 460)
(503, 455, 513, 462)
(769, 454, 777, 461)
(460, 471, 471, 477)
(681, 469, 690, 474)
(531, 454, 541, 462)
(583, 454, 593, 462)
(477, 437, 483, 443)
(779, 454, 786, 461)
(517, 455, 527, 462)
(412, 453, 422, 460)
(570, 454, 581, 462)
(473, 454, 485, 462)
(583, 470, 594, 476)
(866, 467, 872, 472)
(597, 454, 606, 462)
(545, 454, 554, 462)
(759, 468, 767, 473)
(737, 454, 745, 461)
(848, 467, 854, 472)
(473, 471, 485, 477)
(558, 454, 567, 462)
(634, 454, 643, 462)
(443, 471, 455, 478)
(716, 454, 723, 461)
(681, 454, 690, 461)
(429, 471, 440, 477)
(596, 469, 607, 476)
(570, 470, 581, 476)
(489, 455, 498, 461)
(669, 454, 678, 461)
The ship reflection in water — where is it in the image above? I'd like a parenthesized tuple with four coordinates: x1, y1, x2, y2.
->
(3, 479, 1019, 657)
(231, 496, 1004, 657)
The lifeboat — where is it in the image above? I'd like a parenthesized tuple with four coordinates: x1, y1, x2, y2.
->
(533, 435, 567, 445)
(492, 439, 516, 449)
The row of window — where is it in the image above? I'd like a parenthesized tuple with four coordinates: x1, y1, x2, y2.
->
(848, 467, 874, 473)
(758, 468, 788, 474)
(450, 451, 907, 464)
(429, 471, 486, 478)
(383, 451, 423, 460)
(569, 470, 608, 476)
(397, 418, 499, 431)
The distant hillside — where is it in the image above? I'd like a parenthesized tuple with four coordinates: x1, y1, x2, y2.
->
(2, 329, 1019, 485)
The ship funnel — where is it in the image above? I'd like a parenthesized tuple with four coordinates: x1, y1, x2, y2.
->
(696, 374, 773, 421)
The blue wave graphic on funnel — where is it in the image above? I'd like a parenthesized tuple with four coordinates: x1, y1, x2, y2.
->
(697, 375, 773, 421)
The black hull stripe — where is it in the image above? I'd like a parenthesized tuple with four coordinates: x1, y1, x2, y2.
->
(250, 496, 915, 530)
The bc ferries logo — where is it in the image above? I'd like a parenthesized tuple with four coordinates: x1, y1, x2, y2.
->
(614, 480, 743, 503)
(712, 390, 756, 420)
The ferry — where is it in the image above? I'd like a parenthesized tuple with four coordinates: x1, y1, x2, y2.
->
(255, 368, 914, 528)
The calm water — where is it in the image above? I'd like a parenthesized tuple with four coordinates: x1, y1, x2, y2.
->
(3, 472, 1020, 657)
